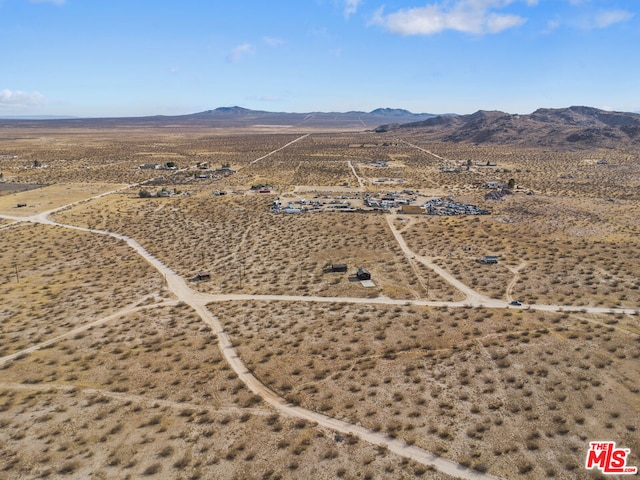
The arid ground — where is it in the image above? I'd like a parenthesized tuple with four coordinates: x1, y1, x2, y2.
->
(0, 124, 638, 479)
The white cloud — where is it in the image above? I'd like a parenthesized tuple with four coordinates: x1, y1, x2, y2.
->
(543, 17, 560, 33)
(263, 36, 285, 47)
(371, 0, 531, 35)
(593, 9, 634, 29)
(485, 12, 526, 33)
(344, 0, 362, 18)
(0, 89, 46, 108)
(29, 0, 66, 5)
(227, 43, 255, 63)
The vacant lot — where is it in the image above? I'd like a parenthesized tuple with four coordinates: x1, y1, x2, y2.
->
(0, 183, 125, 217)
(217, 300, 640, 479)
(1, 302, 452, 479)
(0, 223, 165, 358)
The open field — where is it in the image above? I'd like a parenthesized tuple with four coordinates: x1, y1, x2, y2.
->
(0, 123, 639, 479)
(0, 183, 125, 217)
(0, 223, 166, 357)
(217, 300, 639, 479)
(0, 127, 310, 185)
(1, 303, 448, 479)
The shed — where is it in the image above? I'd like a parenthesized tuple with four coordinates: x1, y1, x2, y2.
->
(478, 255, 499, 264)
(356, 268, 371, 280)
(196, 272, 211, 281)
(331, 264, 348, 273)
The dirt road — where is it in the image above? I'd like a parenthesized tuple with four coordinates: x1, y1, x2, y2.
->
(249, 133, 310, 164)
(347, 160, 365, 189)
(386, 214, 501, 307)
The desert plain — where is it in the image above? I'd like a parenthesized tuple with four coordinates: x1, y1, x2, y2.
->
(0, 121, 638, 480)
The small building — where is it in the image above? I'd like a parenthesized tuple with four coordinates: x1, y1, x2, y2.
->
(478, 255, 499, 264)
(196, 272, 211, 281)
(331, 264, 348, 273)
(356, 268, 371, 280)
(364, 197, 380, 208)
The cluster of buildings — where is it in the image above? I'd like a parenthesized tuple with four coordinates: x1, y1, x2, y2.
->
(138, 163, 177, 170)
(196, 166, 236, 180)
(422, 198, 490, 216)
(270, 190, 491, 217)
(328, 264, 374, 286)
(271, 197, 356, 214)
(364, 191, 417, 209)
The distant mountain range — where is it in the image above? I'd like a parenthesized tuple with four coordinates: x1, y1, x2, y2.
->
(375, 106, 640, 149)
(174, 106, 437, 128)
(0, 106, 435, 130)
(2, 105, 639, 149)
(0, 115, 79, 120)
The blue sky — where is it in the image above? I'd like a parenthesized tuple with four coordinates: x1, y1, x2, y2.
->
(1, 0, 638, 116)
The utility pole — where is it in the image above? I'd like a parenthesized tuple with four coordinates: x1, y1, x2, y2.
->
(14, 263, 19, 283)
